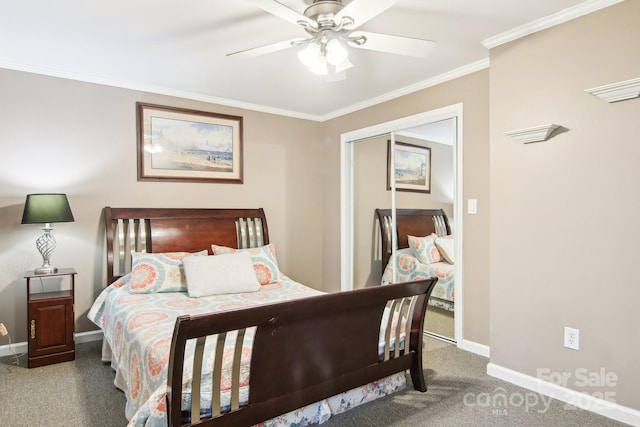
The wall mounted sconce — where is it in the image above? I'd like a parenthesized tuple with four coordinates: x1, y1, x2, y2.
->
(504, 124, 560, 143)
(21, 193, 75, 274)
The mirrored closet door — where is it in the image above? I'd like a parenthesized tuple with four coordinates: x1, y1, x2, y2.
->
(343, 107, 461, 343)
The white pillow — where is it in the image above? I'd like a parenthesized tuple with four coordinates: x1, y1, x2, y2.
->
(435, 236, 455, 264)
(183, 252, 261, 298)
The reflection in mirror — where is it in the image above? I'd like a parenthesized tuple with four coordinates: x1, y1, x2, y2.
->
(351, 120, 457, 341)
(392, 119, 456, 341)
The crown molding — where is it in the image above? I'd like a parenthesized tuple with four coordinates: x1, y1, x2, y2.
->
(1, 57, 489, 123)
(0, 59, 321, 122)
(482, 0, 625, 49)
(319, 59, 490, 121)
(585, 77, 640, 103)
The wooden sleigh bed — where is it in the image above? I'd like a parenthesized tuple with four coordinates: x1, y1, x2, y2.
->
(376, 208, 455, 312)
(89, 207, 438, 427)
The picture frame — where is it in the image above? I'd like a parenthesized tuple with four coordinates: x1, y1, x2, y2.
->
(136, 102, 243, 183)
(387, 140, 431, 193)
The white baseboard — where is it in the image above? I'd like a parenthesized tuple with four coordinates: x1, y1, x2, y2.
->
(487, 362, 640, 427)
(0, 341, 27, 357)
(458, 339, 490, 358)
(75, 329, 104, 343)
(0, 330, 103, 358)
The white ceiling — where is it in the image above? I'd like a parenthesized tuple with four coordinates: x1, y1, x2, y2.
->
(0, 0, 616, 121)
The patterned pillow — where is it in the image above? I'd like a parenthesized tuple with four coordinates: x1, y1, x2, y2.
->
(129, 250, 208, 293)
(408, 234, 442, 265)
(211, 243, 282, 285)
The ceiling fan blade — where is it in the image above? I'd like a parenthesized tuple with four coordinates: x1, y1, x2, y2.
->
(335, 0, 402, 29)
(227, 38, 299, 58)
(349, 31, 436, 58)
(244, 0, 315, 27)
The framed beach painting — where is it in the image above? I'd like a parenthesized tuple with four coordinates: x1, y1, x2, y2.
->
(387, 140, 431, 193)
(137, 103, 243, 183)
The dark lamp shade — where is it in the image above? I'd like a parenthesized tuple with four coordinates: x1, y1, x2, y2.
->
(21, 194, 75, 224)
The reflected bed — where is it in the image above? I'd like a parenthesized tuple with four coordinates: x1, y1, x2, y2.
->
(376, 208, 455, 311)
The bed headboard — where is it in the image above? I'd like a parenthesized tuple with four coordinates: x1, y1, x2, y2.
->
(375, 208, 451, 275)
(104, 207, 269, 285)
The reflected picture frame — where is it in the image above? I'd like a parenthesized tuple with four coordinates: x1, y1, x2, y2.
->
(137, 102, 243, 183)
(387, 140, 431, 193)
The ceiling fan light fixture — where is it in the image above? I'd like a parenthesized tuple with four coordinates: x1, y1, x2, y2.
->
(309, 55, 328, 75)
(297, 42, 321, 68)
(231, 0, 436, 80)
(326, 38, 348, 65)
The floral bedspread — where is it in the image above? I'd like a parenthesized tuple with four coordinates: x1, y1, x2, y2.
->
(381, 248, 455, 311)
(88, 275, 406, 426)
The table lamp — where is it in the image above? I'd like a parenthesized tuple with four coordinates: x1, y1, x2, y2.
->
(21, 193, 75, 274)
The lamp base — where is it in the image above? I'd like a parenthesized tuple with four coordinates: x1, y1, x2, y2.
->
(34, 226, 58, 275)
(34, 266, 58, 275)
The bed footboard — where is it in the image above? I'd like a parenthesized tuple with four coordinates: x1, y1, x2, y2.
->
(167, 279, 437, 427)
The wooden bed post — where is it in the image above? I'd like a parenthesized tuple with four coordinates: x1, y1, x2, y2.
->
(409, 294, 428, 392)
(167, 315, 190, 427)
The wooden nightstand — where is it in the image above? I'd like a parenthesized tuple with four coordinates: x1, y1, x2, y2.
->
(25, 268, 76, 368)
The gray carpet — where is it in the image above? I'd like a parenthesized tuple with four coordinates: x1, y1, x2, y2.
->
(0, 341, 127, 427)
(0, 338, 628, 427)
(325, 338, 627, 426)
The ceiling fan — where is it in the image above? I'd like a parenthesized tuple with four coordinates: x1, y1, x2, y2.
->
(228, 0, 436, 78)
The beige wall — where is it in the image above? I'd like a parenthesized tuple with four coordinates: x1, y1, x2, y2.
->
(353, 135, 454, 288)
(0, 69, 323, 341)
(489, 0, 639, 410)
(322, 69, 491, 346)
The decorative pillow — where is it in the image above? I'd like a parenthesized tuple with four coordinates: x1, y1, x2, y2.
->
(183, 252, 260, 297)
(435, 235, 455, 264)
(408, 234, 442, 265)
(211, 243, 282, 285)
(129, 250, 208, 293)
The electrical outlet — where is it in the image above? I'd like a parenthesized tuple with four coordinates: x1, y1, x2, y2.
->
(0, 322, 7, 337)
(564, 326, 579, 350)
